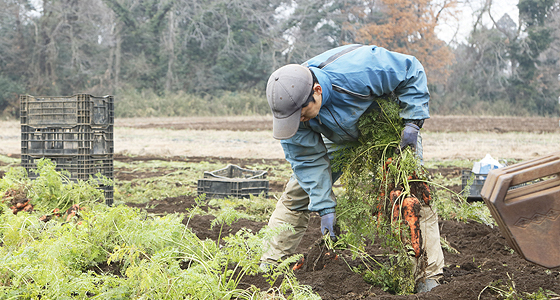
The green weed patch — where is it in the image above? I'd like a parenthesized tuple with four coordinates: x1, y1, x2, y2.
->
(0, 159, 318, 299)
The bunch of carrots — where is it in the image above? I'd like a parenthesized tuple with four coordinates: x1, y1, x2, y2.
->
(2, 187, 84, 223)
(375, 157, 432, 258)
(38, 204, 84, 222)
(2, 187, 34, 214)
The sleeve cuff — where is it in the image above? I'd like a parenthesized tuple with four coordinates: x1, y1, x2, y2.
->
(403, 119, 424, 128)
(317, 208, 336, 216)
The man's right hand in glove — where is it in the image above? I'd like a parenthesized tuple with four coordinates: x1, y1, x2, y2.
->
(320, 212, 337, 242)
(397, 122, 420, 153)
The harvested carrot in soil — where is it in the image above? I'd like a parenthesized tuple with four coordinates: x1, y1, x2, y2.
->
(376, 192, 385, 210)
(408, 173, 431, 205)
(16, 201, 28, 209)
(385, 157, 393, 167)
(39, 215, 51, 222)
(376, 192, 385, 225)
(66, 212, 76, 222)
(369, 156, 431, 258)
(421, 182, 431, 205)
(389, 188, 402, 222)
(293, 257, 305, 270)
(392, 203, 401, 223)
(401, 197, 423, 257)
(389, 189, 401, 205)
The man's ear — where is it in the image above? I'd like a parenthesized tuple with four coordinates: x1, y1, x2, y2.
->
(313, 83, 322, 95)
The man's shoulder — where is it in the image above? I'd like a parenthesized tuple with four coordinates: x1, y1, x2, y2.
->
(305, 45, 372, 68)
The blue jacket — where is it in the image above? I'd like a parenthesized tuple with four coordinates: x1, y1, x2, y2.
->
(280, 44, 430, 216)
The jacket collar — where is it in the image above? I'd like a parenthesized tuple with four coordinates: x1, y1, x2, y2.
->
(309, 67, 332, 107)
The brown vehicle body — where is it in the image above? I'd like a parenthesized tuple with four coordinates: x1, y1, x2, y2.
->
(481, 151, 560, 268)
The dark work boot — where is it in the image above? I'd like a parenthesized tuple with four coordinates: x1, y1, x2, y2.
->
(416, 278, 439, 293)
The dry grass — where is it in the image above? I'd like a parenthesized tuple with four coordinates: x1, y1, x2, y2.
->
(1, 117, 558, 161)
(115, 126, 283, 158)
(422, 131, 559, 161)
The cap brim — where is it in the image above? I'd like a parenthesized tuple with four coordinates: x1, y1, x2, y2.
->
(272, 109, 302, 140)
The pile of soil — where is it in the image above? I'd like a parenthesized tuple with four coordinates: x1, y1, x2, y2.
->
(127, 195, 560, 300)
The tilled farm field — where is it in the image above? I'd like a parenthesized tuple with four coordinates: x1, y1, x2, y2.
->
(116, 155, 559, 300)
(1, 115, 560, 299)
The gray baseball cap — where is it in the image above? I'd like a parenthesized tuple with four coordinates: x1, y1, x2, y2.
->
(266, 64, 313, 139)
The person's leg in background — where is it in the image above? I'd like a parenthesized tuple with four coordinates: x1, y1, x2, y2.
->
(261, 175, 311, 264)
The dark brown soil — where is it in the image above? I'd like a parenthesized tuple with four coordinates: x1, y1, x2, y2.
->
(125, 192, 560, 300)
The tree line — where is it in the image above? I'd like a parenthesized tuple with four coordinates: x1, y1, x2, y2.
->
(0, 0, 558, 117)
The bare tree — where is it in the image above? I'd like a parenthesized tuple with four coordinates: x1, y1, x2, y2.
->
(171, 0, 280, 92)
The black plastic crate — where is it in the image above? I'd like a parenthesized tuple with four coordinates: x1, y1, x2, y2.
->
(22, 155, 113, 181)
(203, 164, 268, 180)
(20, 94, 113, 127)
(197, 179, 269, 199)
(21, 125, 113, 156)
(461, 170, 486, 201)
(20, 94, 114, 205)
(197, 165, 269, 199)
(99, 184, 114, 206)
(22, 155, 113, 205)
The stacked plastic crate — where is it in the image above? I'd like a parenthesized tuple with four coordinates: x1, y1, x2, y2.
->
(20, 94, 114, 205)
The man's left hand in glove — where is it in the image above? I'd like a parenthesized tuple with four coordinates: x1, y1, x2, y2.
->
(320, 212, 337, 242)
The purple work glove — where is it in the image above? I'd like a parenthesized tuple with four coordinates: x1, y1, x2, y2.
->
(320, 212, 337, 242)
(397, 122, 420, 153)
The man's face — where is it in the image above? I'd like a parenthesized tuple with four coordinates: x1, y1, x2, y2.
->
(300, 83, 322, 122)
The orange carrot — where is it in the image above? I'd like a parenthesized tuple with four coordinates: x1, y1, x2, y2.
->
(293, 257, 305, 270)
(422, 182, 431, 205)
(392, 203, 401, 223)
(23, 204, 33, 212)
(389, 189, 401, 205)
(385, 157, 393, 166)
(382, 157, 393, 175)
(389, 188, 402, 222)
(376, 193, 384, 224)
(67, 204, 80, 215)
(401, 196, 423, 257)
(66, 212, 76, 222)
(376, 192, 385, 208)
